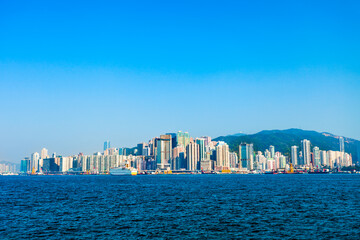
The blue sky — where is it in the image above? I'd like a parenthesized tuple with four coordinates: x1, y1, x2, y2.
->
(1, 0, 359, 162)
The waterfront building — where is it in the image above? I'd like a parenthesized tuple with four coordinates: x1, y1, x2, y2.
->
(20, 157, 30, 173)
(41, 148, 49, 159)
(344, 153, 352, 166)
(31, 152, 40, 172)
(291, 146, 298, 166)
(172, 145, 186, 170)
(186, 141, 199, 171)
(42, 158, 59, 172)
(156, 135, 172, 169)
(301, 139, 311, 166)
(60, 157, 73, 172)
(279, 155, 286, 169)
(200, 159, 213, 171)
(267, 158, 275, 170)
(216, 141, 230, 169)
(0, 163, 17, 173)
(327, 150, 336, 168)
(256, 152, 267, 170)
(239, 143, 254, 170)
(196, 138, 206, 162)
(313, 147, 321, 168)
(274, 152, 281, 169)
(320, 150, 327, 166)
(229, 152, 238, 169)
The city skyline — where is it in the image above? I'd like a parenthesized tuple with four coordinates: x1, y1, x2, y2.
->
(1, 0, 360, 163)
(15, 129, 353, 175)
(0, 127, 358, 164)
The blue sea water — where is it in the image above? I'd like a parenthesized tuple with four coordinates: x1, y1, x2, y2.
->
(1, 174, 360, 239)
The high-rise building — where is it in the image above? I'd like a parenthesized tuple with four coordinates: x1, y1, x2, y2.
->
(313, 147, 321, 168)
(216, 141, 229, 168)
(60, 157, 73, 172)
(176, 131, 190, 148)
(264, 149, 271, 159)
(229, 152, 238, 169)
(165, 133, 177, 149)
(186, 141, 199, 171)
(279, 155, 286, 169)
(256, 152, 267, 170)
(172, 145, 186, 170)
(327, 150, 336, 168)
(104, 141, 110, 151)
(320, 150, 327, 166)
(269, 145, 275, 158)
(239, 143, 254, 170)
(156, 135, 172, 169)
(339, 137, 345, 152)
(301, 139, 311, 166)
(31, 152, 40, 172)
(291, 146, 298, 166)
(196, 138, 206, 161)
(41, 148, 49, 159)
(21, 158, 30, 173)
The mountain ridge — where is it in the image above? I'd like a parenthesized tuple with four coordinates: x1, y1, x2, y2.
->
(214, 128, 360, 163)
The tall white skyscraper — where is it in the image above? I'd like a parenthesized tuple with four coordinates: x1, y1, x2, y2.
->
(313, 147, 321, 168)
(216, 141, 230, 168)
(301, 139, 311, 166)
(186, 141, 199, 171)
(269, 145, 275, 158)
(41, 148, 49, 159)
(31, 152, 40, 171)
(291, 146, 298, 166)
(320, 150, 327, 166)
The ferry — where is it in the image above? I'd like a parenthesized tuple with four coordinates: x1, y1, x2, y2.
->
(110, 167, 137, 176)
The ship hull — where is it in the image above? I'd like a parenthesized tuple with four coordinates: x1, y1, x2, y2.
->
(110, 168, 137, 176)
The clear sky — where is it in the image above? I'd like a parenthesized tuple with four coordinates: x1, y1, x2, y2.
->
(1, 0, 359, 163)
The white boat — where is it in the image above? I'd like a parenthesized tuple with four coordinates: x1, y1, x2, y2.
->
(110, 167, 137, 176)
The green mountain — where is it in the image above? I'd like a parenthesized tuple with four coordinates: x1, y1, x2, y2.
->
(214, 128, 360, 163)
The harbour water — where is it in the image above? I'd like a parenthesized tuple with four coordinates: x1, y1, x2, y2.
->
(1, 174, 360, 239)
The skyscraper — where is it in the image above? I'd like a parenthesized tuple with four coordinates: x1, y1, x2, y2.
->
(313, 146, 321, 168)
(176, 131, 190, 148)
(156, 135, 172, 169)
(31, 152, 40, 172)
(291, 146, 298, 166)
(279, 155, 286, 169)
(172, 145, 186, 170)
(301, 139, 311, 166)
(216, 141, 229, 168)
(41, 148, 48, 160)
(269, 145, 275, 158)
(239, 143, 254, 170)
(339, 137, 345, 152)
(196, 138, 206, 162)
(186, 141, 199, 170)
(104, 141, 110, 151)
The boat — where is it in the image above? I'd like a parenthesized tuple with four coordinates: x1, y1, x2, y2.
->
(110, 167, 137, 176)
